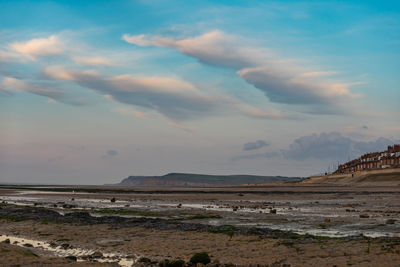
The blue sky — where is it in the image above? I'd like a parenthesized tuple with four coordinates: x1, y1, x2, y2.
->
(0, 0, 399, 184)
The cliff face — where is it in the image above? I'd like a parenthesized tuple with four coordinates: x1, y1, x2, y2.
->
(116, 173, 304, 187)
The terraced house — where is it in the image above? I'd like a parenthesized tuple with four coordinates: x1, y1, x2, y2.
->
(335, 145, 400, 174)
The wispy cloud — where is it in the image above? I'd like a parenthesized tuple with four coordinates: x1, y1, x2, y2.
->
(101, 149, 118, 159)
(1, 76, 85, 106)
(242, 140, 269, 151)
(168, 121, 196, 132)
(123, 30, 363, 113)
(43, 66, 287, 121)
(73, 56, 114, 66)
(123, 30, 267, 68)
(9, 35, 64, 60)
(43, 66, 220, 120)
(113, 107, 149, 119)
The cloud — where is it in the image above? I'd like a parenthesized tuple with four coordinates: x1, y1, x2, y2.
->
(0, 50, 22, 62)
(43, 66, 286, 121)
(238, 67, 360, 105)
(113, 107, 148, 119)
(232, 132, 395, 163)
(73, 56, 114, 66)
(4, 34, 114, 67)
(123, 30, 265, 68)
(101, 149, 118, 159)
(106, 149, 118, 156)
(242, 140, 269, 151)
(168, 121, 196, 132)
(236, 103, 289, 119)
(9, 35, 64, 60)
(282, 132, 394, 161)
(43, 66, 219, 120)
(123, 30, 362, 112)
(1, 34, 288, 121)
(1, 76, 85, 106)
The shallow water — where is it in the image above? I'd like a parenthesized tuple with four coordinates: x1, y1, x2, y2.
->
(0, 234, 135, 267)
(1, 189, 400, 238)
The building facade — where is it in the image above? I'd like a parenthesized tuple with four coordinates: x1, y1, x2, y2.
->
(335, 145, 400, 174)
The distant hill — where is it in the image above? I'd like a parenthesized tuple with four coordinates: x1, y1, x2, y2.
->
(112, 173, 304, 187)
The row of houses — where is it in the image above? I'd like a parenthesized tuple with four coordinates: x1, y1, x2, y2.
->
(334, 145, 400, 174)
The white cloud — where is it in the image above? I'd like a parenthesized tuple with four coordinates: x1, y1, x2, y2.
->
(9, 35, 64, 60)
(123, 30, 267, 68)
(2, 76, 85, 105)
(43, 66, 287, 120)
(73, 56, 114, 66)
(238, 67, 360, 105)
(123, 30, 363, 112)
(43, 66, 221, 120)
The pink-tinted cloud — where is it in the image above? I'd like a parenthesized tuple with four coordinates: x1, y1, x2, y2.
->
(73, 56, 114, 66)
(123, 30, 363, 112)
(2, 76, 85, 106)
(43, 66, 287, 120)
(9, 35, 64, 60)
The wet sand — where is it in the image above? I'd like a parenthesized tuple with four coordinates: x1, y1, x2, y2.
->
(1, 185, 400, 266)
(1, 185, 400, 238)
(1, 218, 400, 266)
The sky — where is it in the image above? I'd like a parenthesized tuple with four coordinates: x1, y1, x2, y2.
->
(0, 0, 399, 184)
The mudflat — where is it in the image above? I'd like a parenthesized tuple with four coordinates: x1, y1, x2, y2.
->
(0, 184, 400, 266)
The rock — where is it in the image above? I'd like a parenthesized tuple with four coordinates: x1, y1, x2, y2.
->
(62, 204, 76, 209)
(23, 243, 33, 247)
(169, 259, 185, 267)
(359, 214, 369, 218)
(60, 243, 71, 250)
(65, 255, 77, 261)
(190, 252, 211, 265)
(386, 219, 396, 224)
(238, 193, 244, 197)
(49, 242, 57, 248)
(159, 259, 169, 267)
(138, 257, 152, 263)
(91, 251, 103, 258)
(324, 218, 331, 223)
(270, 209, 277, 214)
(4, 238, 10, 244)
(177, 203, 182, 208)
(110, 197, 116, 203)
